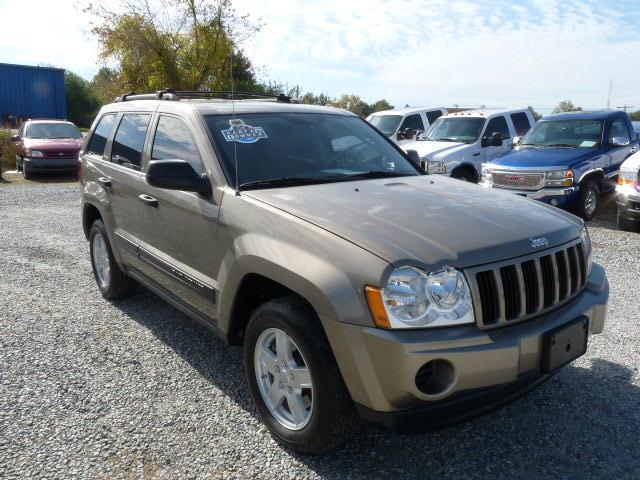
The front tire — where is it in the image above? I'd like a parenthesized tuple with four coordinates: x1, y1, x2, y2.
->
(243, 296, 360, 454)
(89, 219, 138, 299)
(576, 180, 599, 221)
(22, 163, 32, 180)
(451, 168, 476, 183)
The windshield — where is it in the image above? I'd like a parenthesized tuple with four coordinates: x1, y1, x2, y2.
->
(424, 117, 485, 143)
(368, 115, 402, 135)
(521, 120, 603, 148)
(206, 113, 420, 189)
(25, 123, 82, 139)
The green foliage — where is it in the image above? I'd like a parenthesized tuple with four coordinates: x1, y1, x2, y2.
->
(528, 106, 543, 121)
(552, 100, 582, 114)
(0, 130, 19, 177)
(85, 0, 259, 93)
(628, 110, 640, 121)
(66, 71, 101, 128)
(327, 94, 394, 117)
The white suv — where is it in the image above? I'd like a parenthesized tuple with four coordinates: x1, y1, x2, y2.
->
(366, 107, 448, 146)
(401, 108, 536, 182)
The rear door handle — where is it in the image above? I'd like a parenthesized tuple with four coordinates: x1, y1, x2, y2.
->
(138, 194, 158, 208)
(97, 177, 112, 188)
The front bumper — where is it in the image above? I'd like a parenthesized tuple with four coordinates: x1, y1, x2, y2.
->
(484, 184, 578, 208)
(616, 188, 640, 221)
(324, 264, 608, 429)
(23, 157, 79, 172)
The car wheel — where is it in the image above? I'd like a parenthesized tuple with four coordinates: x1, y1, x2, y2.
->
(89, 219, 138, 299)
(617, 207, 639, 232)
(451, 168, 476, 183)
(243, 296, 360, 454)
(17, 158, 22, 172)
(576, 180, 599, 221)
(22, 163, 32, 180)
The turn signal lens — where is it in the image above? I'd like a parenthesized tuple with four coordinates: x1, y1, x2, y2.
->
(364, 286, 391, 329)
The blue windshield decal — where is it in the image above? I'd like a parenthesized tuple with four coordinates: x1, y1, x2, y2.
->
(221, 119, 268, 144)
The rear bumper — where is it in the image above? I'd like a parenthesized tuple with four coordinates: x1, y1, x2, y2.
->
(23, 157, 78, 172)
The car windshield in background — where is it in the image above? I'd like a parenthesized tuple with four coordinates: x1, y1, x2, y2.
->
(368, 115, 402, 136)
(206, 113, 420, 189)
(521, 120, 603, 148)
(26, 123, 82, 139)
(423, 117, 486, 143)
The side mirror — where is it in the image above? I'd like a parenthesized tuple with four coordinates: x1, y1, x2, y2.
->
(146, 159, 211, 196)
(491, 132, 503, 147)
(11, 135, 20, 142)
(610, 136, 630, 148)
(405, 149, 421, 168)
(513, 136, 521, 146)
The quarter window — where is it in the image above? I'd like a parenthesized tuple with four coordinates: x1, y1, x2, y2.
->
(86, 114, 116, 157)
(151, 116, 203, 173)
(485, 116, 511, 141)
(399, 114, 425, 132)
(510, 112, 531, 136)
(426, 110, 443, 125)
(111, 114, 151, 170)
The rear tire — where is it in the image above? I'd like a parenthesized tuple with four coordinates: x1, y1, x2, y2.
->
(89, 219, 138, 300)
(243, 296, 360, 454)
(617, 207, 639, 232)
(22, 163, 32, 180)
(576, 180, 599, 221)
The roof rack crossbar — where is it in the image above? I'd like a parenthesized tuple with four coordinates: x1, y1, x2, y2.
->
(114, 89, 291, 103)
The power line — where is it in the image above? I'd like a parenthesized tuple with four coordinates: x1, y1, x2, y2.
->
(616, 104, 634, 112)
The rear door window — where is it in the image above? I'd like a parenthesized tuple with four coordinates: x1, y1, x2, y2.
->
(86, 114, 116, 157)
(426, 110, 443, 125)
(608, 118, 630, 145)
(111, 114, 151, 170)
(485, 116, 511, 140)
(510, 112, 532, 136)
(151, 116, 204, 173)
(399, 114, 425, 132)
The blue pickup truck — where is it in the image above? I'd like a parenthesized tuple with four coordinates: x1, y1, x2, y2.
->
(480, 110, 638, 220)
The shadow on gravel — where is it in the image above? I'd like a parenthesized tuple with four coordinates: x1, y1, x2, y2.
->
(112, 292, 639, 477)
(0, 171, 78, 185)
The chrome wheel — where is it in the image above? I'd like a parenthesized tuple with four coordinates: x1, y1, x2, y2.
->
(92, 232, 111, 289)
(254, 328, 313, 430)
(584, 189, 597, 216)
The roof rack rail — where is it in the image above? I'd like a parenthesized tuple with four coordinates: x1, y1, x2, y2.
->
(114, 89, 292, 103)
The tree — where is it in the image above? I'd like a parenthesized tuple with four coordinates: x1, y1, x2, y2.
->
(528, 106, 543, 121)
(84, 0, 260, 94)
(628, 110, 640, 121)
(552, 100, 582, 114)
(65, 71, 101, 128)
(91, 67, 121, 104)
(370, 99, 394, 113)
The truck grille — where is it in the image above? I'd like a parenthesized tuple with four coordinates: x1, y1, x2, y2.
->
(43, 150, 78, 159)
(466, 239, 588, 329)
(492, 171, 544, 190)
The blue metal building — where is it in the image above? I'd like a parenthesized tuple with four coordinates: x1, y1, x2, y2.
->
(0, 63, 67, 127)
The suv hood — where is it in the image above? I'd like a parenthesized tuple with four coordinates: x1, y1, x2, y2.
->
(23, 138, 83, 151)
(401, 140, 467, 158)
(245, 176, 582, 268)
(490, 147, 597, 169)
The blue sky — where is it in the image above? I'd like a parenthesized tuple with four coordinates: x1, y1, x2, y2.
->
(2, 0, 640, 113)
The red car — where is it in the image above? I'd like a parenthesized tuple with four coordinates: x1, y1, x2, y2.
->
(12, 120, 84, 179)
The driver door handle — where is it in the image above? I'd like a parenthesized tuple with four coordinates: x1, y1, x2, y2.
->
(97, 177, 111, 188)
(138, 194, 158, 208)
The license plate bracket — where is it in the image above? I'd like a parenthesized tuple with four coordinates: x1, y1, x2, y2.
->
(541, 316, 589, 373)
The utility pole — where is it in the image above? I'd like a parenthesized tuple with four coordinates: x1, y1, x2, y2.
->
(607, 79, 612, 109)
(616, 104, 634, 112)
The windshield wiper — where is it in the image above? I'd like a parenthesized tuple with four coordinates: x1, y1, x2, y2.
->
(436, 138, 460, 142)
(519, 143, 545, 148)
(547, 143, 578, 148)
(346, 171, 414, 180)
(239, 176, 340, 190)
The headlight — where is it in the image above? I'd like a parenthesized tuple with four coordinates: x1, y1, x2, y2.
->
(617, 168, 638, 190)
(27, 149, 44, 158)
(580, 224, 593, 276)
(426, 160, 446, 174)
(365, 266, 475, 329)
(545, 170, 573, 187)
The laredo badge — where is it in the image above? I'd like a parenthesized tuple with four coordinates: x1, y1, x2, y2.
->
(221, 119, 268, 144)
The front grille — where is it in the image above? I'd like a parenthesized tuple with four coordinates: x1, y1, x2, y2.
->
(43, 150, 78, 159)
(492, 171, 544, 190)
(466, 239, 588, 329)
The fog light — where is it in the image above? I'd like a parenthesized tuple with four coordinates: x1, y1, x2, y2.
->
(550, 199, 559, 207)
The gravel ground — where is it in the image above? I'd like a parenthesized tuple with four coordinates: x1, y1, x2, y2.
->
(0, 176, 639, 479)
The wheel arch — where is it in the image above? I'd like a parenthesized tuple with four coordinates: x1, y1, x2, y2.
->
(82, 202, 103, 240)
(451, 163, 479, 182)
(577, 168, 605, 187)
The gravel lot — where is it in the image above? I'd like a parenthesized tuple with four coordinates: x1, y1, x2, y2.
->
(1, 176, 639, 479)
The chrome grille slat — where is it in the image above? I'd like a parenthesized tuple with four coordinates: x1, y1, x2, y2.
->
(491, 171, 545, 191)
(467, 239, 587, 330)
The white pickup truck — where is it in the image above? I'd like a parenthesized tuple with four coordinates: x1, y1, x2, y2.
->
(366, 106, 448, 146)
(401, 108, 536, 182)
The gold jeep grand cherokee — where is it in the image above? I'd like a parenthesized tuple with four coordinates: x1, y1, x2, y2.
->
(80, 90, 609, 454)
